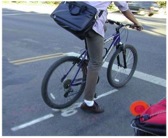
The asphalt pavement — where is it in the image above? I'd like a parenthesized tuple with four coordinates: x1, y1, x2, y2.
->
(2, 4, 166, 136)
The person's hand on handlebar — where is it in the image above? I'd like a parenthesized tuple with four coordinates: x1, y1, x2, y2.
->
(122, 10, 143, 31)
(131, 22, 143, 31)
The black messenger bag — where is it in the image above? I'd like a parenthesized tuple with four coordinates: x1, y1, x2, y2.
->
(50, 2, 102, 40)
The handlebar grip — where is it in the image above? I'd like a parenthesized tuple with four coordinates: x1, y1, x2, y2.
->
(107, 19, 115, 24)
(107, 19, 121, 26)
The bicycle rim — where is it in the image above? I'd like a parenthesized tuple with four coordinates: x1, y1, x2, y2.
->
(42, 56, 87, 109)
(107, 45, 137, 88)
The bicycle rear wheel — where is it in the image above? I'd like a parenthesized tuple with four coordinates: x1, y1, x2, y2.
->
(107, 44, 138, 88)
(41, 56, 87, 109)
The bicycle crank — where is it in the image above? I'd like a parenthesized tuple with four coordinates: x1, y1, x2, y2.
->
(63, 79, 73, 97)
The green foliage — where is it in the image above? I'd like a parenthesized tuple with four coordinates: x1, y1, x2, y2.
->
(157, 1, 166, 7)
(43, 1, 61, 5)
(107, 2, 119, 12)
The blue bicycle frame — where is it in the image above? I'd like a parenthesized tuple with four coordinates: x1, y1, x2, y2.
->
(63, 18, 132, 87)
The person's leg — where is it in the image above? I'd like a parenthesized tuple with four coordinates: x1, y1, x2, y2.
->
(80, 30, 104, 113)
(84, 30, 104, 101)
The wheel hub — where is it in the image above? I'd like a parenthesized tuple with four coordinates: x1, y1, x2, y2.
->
(63, 79, 71, 89)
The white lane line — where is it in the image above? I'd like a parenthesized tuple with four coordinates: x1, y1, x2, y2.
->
(102, 62, 166, 87)
(11, 89, 118, 132)
(65, 52, 80, 57)
(66, 52, 166, 87)
(10, 51, 166, 131)
(96, 89, 118, 99)
(133, 71, 166, 87)
(11, 114, 54, 131)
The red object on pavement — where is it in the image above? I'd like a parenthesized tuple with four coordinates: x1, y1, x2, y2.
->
(130, 100, 150, 116)
(130, 98, 166, 136)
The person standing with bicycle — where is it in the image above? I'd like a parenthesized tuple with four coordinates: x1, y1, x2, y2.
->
(80, 1, 143, 113)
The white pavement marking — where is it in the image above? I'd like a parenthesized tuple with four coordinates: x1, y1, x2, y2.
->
(96, 89, 118, 99)
(102, 62, 166, 87)
(10, 52, 166, 132)
(11, 89, 118, 131)
(11, 114, 54, 131)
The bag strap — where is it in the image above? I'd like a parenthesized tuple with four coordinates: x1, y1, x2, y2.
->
(68, 2, 87, 15)
(98, 10, 104, 17)
(69, 2, 104, 17)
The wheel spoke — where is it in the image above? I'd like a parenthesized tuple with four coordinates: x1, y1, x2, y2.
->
(42, 57, 86, 109)
(107, 45, 137, 88)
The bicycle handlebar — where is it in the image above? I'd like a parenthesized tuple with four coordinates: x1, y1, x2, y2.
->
(107, 19, 134, 29)
(107, 19, 142, 30)
(107, 20, 123, 26)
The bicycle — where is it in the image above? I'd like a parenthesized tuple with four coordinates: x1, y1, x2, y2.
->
(41, 19, 138, 109)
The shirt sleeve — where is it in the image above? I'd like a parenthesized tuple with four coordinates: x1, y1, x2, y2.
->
(114, 1, 129, 11)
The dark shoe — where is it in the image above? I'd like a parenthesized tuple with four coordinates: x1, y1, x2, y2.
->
(80, 101, 104, 113)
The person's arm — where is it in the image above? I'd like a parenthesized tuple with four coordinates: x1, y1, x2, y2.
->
(114, 1, 143, 31)
(122, 10, 143, 31)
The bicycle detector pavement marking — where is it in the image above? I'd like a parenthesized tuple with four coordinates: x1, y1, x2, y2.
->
(10, 52, 165, 132)
(11, 89, 118, 132)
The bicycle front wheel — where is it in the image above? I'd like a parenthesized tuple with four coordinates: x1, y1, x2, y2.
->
(41, 56, 87, 109)
(107, 44, 138, 88)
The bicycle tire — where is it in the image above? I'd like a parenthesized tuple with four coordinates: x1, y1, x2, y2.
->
(41, 56, 87, 109)
(107, 44, 138, 88)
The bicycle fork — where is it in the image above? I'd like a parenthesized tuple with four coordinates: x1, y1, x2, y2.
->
(116, 43, 127, 69)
